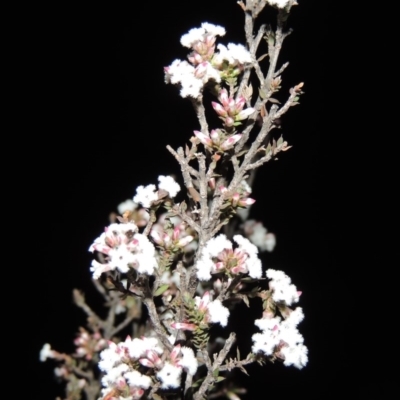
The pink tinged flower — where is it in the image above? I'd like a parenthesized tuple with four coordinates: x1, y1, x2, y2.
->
(171, 322, 197, 331)
(212, 101, 228, 117)
(238, 197, 256, 207)
(194, 62, 209, 78)
(196, 291, 211, 312)
(231, 264, 247, 274)
(225, 117, 235, 127)
(232, 193, 240, 207)
(214, 261, 225, 272)
(170, 345, 181, 364)
(235, 96, 246, 111)
(210, 129, 220, 143)
(208, 178, 216, 189)
(218, 88, 229, 107)
(194, 130, 212, 146)
(131, 388, 145, 399)
(189, 52, 204, 65)
(221, 134, 242, 151)
(173, 227, 181, 241)
(139, 358, 154, 368)
(163, 233, 172, 247)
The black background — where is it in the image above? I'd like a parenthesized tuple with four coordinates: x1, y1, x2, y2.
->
(25, 1, 394, 398)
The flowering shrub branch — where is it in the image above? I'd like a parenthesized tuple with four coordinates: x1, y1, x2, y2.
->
(41, 1, 308, 399)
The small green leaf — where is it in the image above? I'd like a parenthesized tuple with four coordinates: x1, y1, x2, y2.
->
(259, 87, 267, 100)
(242, 295, 250, 308)
(154, 284, 169, 297)
(215, 376, 226, 382)
(192, 378, 205, 388)
(213, 368, 219, 378)
(268, 97, 281, 104)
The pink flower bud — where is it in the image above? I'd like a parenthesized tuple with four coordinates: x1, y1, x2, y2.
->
(235, 96, 246, 111)
(218, 89, 229, 107)
(194, 62, 208, 78)
(225, 117, 234, 127)
(194, 130, 212, 146)
(221, 134, 242, 151)
(210, 129, 219, 142)
(139, 358, 155, 368)
(212, 101, 228, 117)
(238, 197, 256, 207)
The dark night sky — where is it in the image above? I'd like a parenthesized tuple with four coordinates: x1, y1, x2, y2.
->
(25, 1, 394, 398)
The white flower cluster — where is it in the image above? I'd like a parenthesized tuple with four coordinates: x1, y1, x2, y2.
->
(99, 337, 160, 399)
(180, 22, 226, 48)
(266, 269, 300, 305)
(214, 43, 253, 66)
(165, 22, 252, 98)
(165, 59, 221, 98)
(117, 199, 138, 215)
(195, 291, 230, 327)
(99, 337, 198, 397)
(39, 343, 55, 362)
(89, 222, 158, 279)
(242, 219, 276, 252)
(267, 0, 291, 9)
(195, 234, 262, 281)
(133, 175, 181, 208)
(252, 307, 308, 369)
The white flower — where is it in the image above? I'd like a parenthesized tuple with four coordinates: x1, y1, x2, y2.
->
(39, 343, 54, 362)
(180, 22, 225, 48)
(124, 370, 152, 389)
(158, 175, 180, 198)
(252, 331, 280, 356)
(225, 43, 252, 64)
(207, 299, 230, 327)
(98, 344, 123, 372)
(266, 269, 300, 305)
(179, 347, 198, 375)
(195, 256, 214, 281)
(131, 233, 158, 275)
(117, 199, 138, 215)
(281, 343, 308, 369)
(214, 43, 252, 66)
(101, 363, 129, 387)
(180, 27, 205, 48)
(133, 184, 158, 208)
(205, 234, 232, 257)
(156, 362, 182, 388)
(124, 336, 163, 360)
(252, 307, 308, 369)
(267, 0, 291, 9)
(165, 59, 221, 98)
